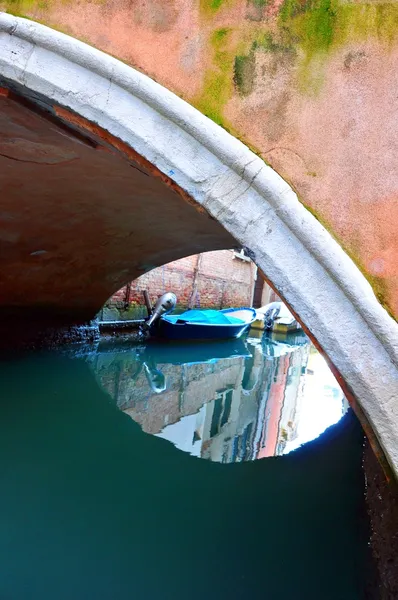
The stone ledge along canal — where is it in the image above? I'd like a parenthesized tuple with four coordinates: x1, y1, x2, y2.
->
(0, 331, 373, 599)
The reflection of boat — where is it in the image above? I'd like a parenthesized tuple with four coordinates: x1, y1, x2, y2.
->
(246, 330, 308, 359)
(140, 337, 252, 366)
(140, 339, 251, 394)
(139, 338, 251, 394)
(96, 336, 252, 364)
(142, 362, 167, 394)
(271, 330, 308, 345)
(156, 308, 257, 341)
(253, 302, 302, 333)
(94, 337, 252, 395)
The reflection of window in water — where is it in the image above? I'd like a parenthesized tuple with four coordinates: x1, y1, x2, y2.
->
(287, 365, 298, 385)
(210, 389, 233, 438)
(230, 422, 254, 463)
(240, 422, 254, 461)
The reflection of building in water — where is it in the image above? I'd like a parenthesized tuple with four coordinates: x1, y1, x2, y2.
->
(196, 343, 310, 462)
(93, 350, 248, 437)
(91, 336, 343, 462)
(283, 348, 348, 454)
(257, 346, 307, 458)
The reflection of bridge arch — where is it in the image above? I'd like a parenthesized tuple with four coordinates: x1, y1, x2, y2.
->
(0, 14, 397, 476)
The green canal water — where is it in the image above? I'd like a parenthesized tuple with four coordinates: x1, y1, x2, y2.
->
(0, 331, 370, 599)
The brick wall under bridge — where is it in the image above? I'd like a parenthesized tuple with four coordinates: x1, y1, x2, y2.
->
(101, 250, 276, 321)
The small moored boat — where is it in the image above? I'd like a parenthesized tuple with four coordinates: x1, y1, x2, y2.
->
(156, 307, 257, 341)
(139, 293, 256, 341)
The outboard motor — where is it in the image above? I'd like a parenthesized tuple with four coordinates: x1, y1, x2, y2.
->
(263, 302, 281, 330)
(139, 292, 177, 337)
(143, 362, 166, 394)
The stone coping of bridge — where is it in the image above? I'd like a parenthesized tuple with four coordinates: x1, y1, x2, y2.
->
(0, 13, 397, 478)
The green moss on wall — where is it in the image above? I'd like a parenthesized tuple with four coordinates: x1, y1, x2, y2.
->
(280, 0, 337, 59)
(213, 27, 229, 42)
(249, 0, 268, 7)
(336, 4, 398, 47)
(195, 27, 236, 126)
(280, 0, 398, 58)
(233, 32, 295, 95)
(1, 0, 41, 13)
(1, 0, 55, 24)
(303, 0, 336, 54)
(199, 0, 227, 17)
(206, 0, 224, 8)
(234, 51, 255, 95)
(254, 31, 296, 54)
(276, 1, 398, 93)
(243, 0, 398, 94)
(365, 275, 395, 321)
(2, 0, 107, 9)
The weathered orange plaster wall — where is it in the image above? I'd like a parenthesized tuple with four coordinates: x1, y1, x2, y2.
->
(1, 0, 398, 317)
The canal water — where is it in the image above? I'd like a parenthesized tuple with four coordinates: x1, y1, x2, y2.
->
(0, 331, 370, 599)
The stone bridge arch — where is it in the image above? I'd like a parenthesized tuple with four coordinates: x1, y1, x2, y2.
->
(0, 14, 397, 475)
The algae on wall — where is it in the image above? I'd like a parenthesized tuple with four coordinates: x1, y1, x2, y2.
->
(194, 27, 237, 127)
(197, 0, 398, 107)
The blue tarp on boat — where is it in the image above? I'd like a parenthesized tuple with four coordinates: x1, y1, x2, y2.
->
(163, 310, 245, 326)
